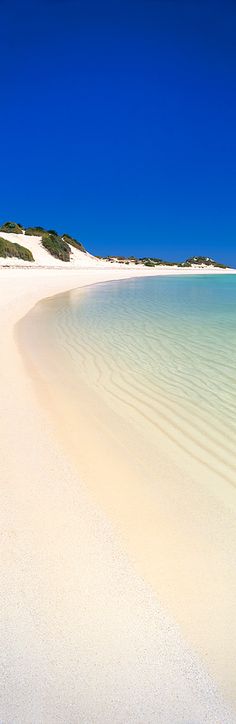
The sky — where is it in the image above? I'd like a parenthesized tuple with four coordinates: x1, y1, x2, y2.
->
(1, 0, 236, 264)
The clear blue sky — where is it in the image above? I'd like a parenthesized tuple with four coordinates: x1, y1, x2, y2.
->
(1, 0, 236, 264)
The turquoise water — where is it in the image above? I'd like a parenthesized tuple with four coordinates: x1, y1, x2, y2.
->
(29, 274, 236, 485)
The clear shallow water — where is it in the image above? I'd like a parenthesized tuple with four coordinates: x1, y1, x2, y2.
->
(32, 275, 236, 486)
(16, 273, 236, 714)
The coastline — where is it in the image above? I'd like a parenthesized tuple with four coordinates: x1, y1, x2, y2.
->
(1, 265, 236, 722)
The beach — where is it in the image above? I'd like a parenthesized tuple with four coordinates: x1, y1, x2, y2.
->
(2, 0, 236, 717)
(1, 264, 236, 723)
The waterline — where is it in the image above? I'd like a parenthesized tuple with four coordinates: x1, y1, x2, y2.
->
(17, 273, 236, 710)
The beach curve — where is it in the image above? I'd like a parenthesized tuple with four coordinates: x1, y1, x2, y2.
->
(1, 265, 236, 722)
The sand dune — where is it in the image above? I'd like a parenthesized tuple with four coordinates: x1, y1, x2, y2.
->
(0, 230, 235, 272)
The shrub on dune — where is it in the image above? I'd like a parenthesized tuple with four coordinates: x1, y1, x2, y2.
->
(42, 233, 71, 262)
(0, 221, 23, 234)
(185, 256, 227, 268)
(0, 237, 34, 261)
(25, 226, 45, 236)
(62, 233, 86, 253)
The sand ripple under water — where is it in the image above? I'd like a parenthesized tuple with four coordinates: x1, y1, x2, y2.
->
(17, 274, 236, 719)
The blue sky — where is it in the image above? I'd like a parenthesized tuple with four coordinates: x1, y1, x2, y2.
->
(1, 0, 236, 264)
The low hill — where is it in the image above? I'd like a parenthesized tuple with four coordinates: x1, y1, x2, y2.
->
(0, 221, 230, 270)
(101, 254, 228, 269)
(0, 222, 94, 267)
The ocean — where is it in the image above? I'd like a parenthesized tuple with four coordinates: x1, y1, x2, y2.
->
(31, 274, 236, 488)
(17, 272, 236, 708)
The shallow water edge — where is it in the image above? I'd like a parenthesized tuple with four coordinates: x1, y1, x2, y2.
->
(16, 274, 236, 712)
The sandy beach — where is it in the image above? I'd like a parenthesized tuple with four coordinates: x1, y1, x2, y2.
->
(1, 263, 236, 723)
(2, 0, 236, 716)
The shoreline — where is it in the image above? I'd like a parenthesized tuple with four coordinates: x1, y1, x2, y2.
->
(1, 265, 236, 722)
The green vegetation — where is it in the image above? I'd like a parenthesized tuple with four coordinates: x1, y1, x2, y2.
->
(141, 257, 164, 265)
(185, 256, 227, 269)
(42, 234, 71, 262)
(24, 227, 86, 260)
(0, 221, 23, 234)
(62, 233, 86, 253)
(101, 254, 228, 268)
(163, 261, 178, 266)
(0, 221, 229, 268)
(0, 237, 34, 261)
(25, 226, 45, 236)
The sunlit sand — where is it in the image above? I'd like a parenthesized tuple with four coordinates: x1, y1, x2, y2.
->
(1, 260, 236, 722)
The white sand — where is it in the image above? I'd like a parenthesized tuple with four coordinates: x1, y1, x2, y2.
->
(0, 229, 235, 273)
(0, 261, 236, 723)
